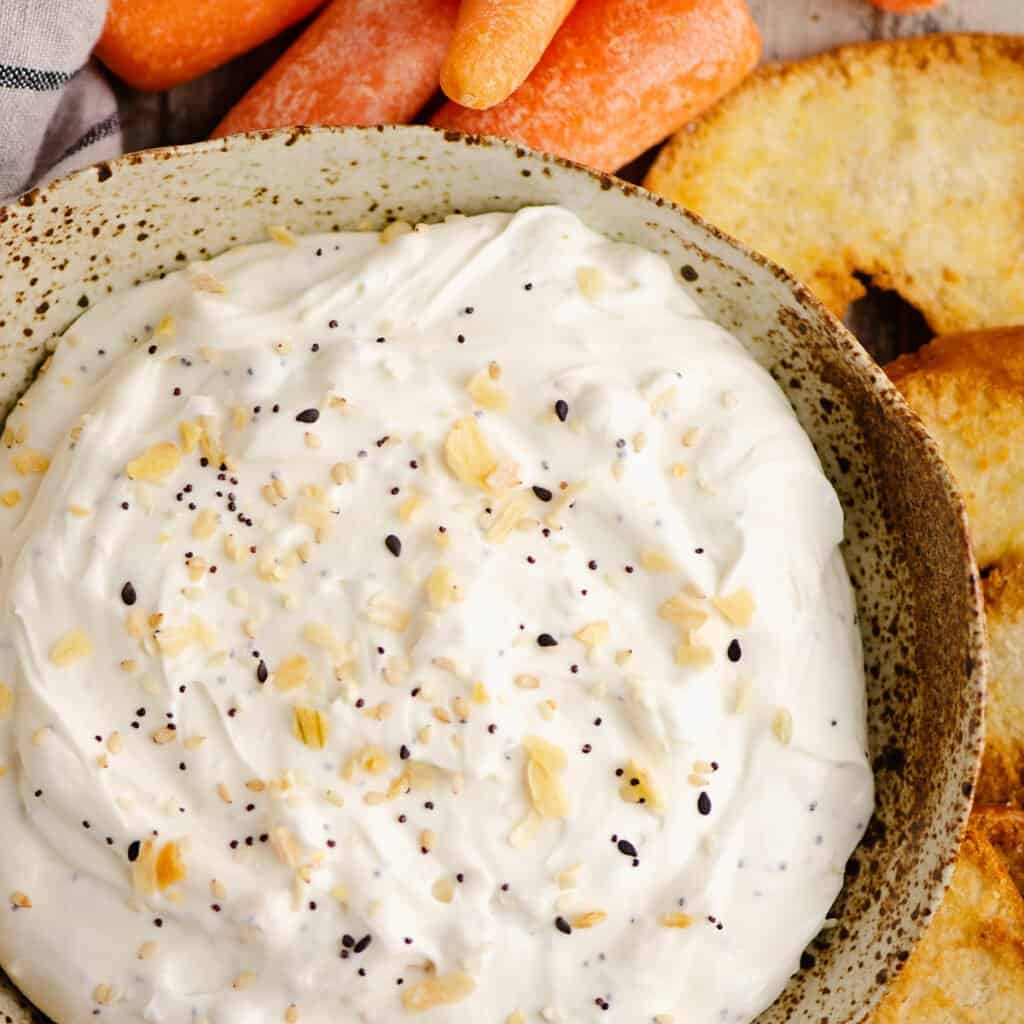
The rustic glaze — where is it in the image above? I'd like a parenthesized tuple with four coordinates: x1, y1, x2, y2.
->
(0, 126, 985, 1024)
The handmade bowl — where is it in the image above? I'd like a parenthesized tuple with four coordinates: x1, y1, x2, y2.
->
(0, 126, 985, 1024)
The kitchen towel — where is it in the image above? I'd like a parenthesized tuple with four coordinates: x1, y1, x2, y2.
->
(0, 0, 121, 200)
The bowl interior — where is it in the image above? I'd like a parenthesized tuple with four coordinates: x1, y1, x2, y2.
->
(0, 126, 985, 1024)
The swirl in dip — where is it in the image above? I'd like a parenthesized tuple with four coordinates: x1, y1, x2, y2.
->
(0, 207, 872, 1024)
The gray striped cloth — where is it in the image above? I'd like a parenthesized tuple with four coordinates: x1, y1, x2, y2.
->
(0, 0, 121, 200)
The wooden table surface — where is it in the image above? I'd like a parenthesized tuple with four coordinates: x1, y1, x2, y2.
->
(113, 0, 1021, 363)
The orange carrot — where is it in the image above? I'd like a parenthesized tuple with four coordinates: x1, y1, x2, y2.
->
(869, 0, 944, 10)
(96, 0, 327, 92)
(213, 0, 460, 137)
(441, 0, 577, 110)
(432, 0, 761, 173)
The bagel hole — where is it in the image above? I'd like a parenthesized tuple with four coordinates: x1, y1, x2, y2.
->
(845, 272, 933, 365)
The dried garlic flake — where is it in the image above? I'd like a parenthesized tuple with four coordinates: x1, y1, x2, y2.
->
(466, 368, 509, 411)
(401, 972, 475, 1013)
(49, 629, 93, 667)
(126, 442, 180, 483)
(618, 759, 663, 812)
(443, 417, 496, 491)
(293, 705, 329, 749)
(712, 588, 756, 628)
(523, 736, 568, 819)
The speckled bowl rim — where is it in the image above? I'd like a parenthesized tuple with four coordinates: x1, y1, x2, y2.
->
(0, 124, 987, 1024)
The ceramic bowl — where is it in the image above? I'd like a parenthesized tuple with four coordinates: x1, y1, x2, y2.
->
(0, 126, 985, 1024)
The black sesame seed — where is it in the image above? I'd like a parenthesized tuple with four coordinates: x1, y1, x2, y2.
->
(399, 744, 411, 760)
(554, 399, 569, 422)
(532, 485, 553, 502)
(727, 638, 742, 662)
(255, 660, 268, 683)
(120, 581, 137, 606)
(697, 792, 712, 816)
(342, 934, 355, 949)
(385, 534, 402, 557)
(680, 264, 699, 282)
(328, 319, 338, 329)
(537, 633, 558, 647)
(555, 916, 573, 935)
(617, 839, 638, 858)
(296, 408, 320, 423)
(127, 840, 141, 862)
(353, 935, 372, 954)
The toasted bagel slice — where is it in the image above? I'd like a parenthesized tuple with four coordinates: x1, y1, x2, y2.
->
(979, 560, 1024, 807)
(887, 326, 1024, 569)
(869, 812, 1024, 1024)
(887, 326, 1024, 805)
(646, 34, 1024, 335)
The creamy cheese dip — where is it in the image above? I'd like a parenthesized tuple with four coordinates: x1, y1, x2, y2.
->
(0, 207, 872, 1024)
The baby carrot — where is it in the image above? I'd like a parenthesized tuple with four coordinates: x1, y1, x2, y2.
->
(96, 0, 326, 92)
(213, 0, 460, 137)
(869, 0, 944, 10)
(441, 0, 577, 109)
(432, 0, 761, 173)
